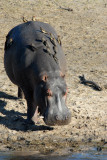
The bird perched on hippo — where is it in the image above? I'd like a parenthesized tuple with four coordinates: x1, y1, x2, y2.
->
(4, 20, 71, 126)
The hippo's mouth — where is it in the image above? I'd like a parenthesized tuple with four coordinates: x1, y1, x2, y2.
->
(44, 114, 71, 126)
(43, 97, 71, 126)
(43, 110, 71, 126)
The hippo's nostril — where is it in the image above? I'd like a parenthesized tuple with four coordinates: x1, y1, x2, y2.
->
(55, 115, 59, 120)
(65, 116, 68, 120)
(55, 115, 69, 121)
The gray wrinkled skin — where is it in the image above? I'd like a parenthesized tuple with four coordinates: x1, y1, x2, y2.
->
(4, 21, 71, 126)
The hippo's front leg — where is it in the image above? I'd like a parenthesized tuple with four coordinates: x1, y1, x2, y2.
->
(27, 101, 39, 124)
(23, 89, 39, 124)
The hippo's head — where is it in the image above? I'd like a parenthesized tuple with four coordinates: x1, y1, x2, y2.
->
(36, 73, 71, 126)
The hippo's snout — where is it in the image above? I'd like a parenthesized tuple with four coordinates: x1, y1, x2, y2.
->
(43, 85, 71, 126)
(44, 108, 71, 126)
(54, 111, 71, 125)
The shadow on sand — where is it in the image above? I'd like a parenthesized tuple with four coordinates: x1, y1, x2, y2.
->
(0, 91, 53, 132)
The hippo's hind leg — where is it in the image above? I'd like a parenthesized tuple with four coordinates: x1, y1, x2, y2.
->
(18, 87, 25, 99)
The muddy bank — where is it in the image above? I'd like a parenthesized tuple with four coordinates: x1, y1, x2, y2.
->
(0, 0, 107, 154)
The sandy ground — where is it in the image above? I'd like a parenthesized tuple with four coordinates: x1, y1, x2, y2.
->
(0, 0, 107, 155)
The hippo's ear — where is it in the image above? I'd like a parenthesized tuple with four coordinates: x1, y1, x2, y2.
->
(60, 72, 65, 78)
(46, 89, 53, 97)
(42, 75, 48, 82)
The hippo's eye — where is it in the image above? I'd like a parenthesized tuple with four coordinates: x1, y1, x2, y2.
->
(62, 89, 68, 97)
(63, 91, 67, 96)
(46, 89, 52, 97)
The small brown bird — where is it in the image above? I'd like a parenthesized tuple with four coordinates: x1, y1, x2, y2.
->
(22, 17, 28, 23)
(57, 35, 62, 45)
(49, 33, 57, 46)
(32, 16, 36, 21)
(50, 33, 54, 40)
(40, 27, 48, 34)
(5, 38, 13, 50)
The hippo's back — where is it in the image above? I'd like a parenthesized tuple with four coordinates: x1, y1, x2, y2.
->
(7, 21, 57, 45)
(4, 21, 66, 85)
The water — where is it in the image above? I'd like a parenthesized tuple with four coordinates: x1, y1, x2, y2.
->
(0, 148, 107, 160)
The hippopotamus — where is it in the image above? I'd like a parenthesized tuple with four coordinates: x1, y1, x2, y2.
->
(4, 21, 71, 126)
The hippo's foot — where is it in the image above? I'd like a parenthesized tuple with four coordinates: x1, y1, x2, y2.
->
(26, 116, 42, 125)
(27, 106, 40, 125)
(26, 119, 35, 125)
(31, 106, 39, 124)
